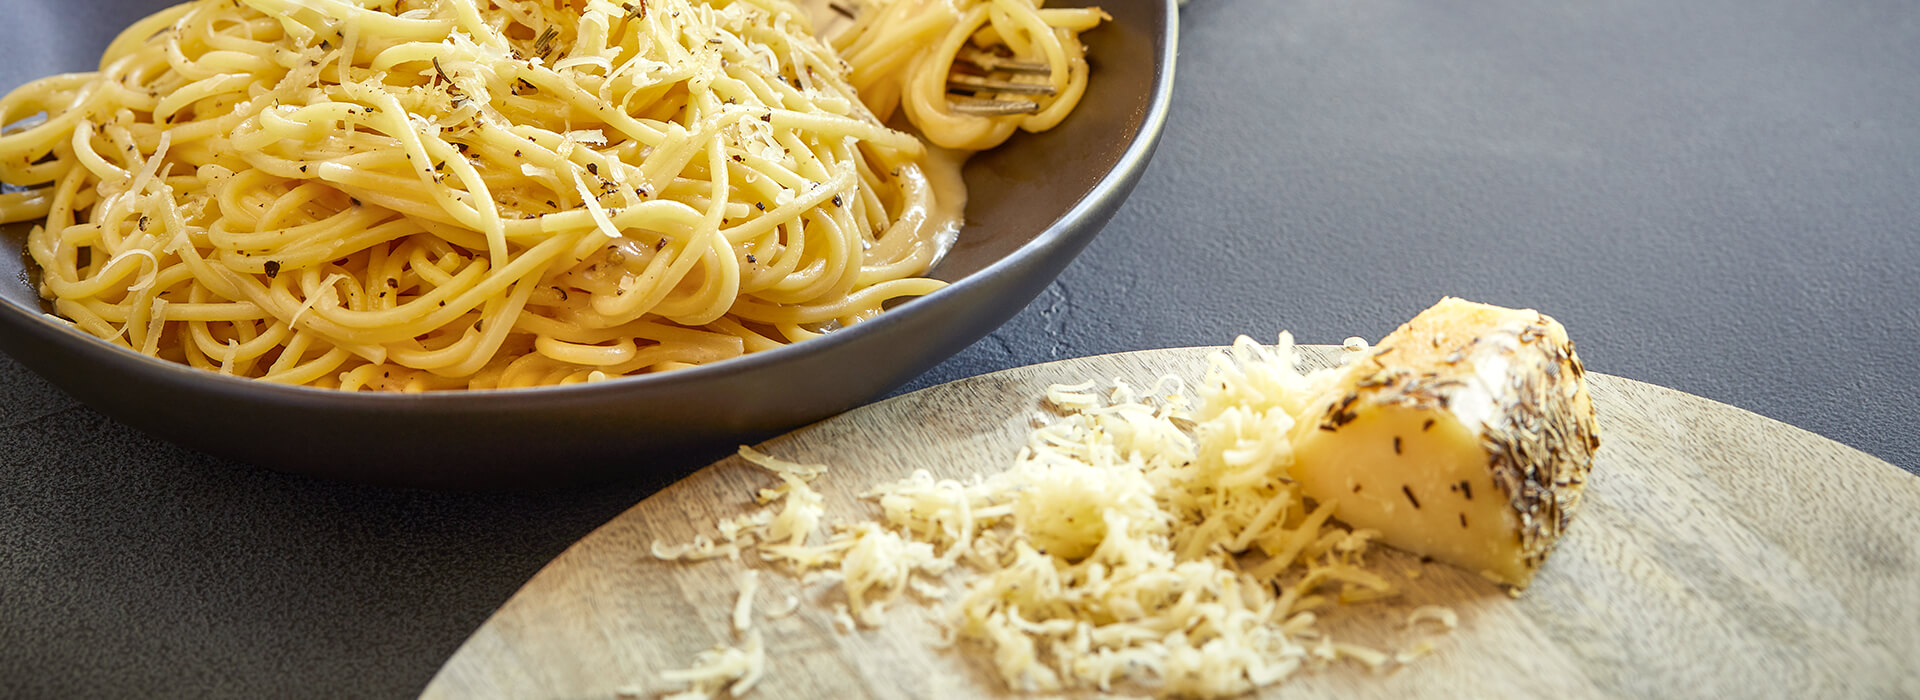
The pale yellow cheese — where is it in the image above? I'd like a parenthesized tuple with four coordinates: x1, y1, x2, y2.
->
(654, 323, 1519, 697)
(1289, 298, 1601, 588)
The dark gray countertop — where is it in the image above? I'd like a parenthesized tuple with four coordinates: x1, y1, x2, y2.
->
(4, 0, 1916, 697)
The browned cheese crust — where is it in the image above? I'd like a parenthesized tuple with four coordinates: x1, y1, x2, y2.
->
(1318, 298, 1602, 581)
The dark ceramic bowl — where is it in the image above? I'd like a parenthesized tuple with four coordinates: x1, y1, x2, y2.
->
(0, 0, 1177, 488)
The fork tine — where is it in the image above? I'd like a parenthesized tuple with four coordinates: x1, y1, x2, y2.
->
(946, 74, 1057, 95)
(947, 95, 1040, 116)
(956, 47, 1052, 75)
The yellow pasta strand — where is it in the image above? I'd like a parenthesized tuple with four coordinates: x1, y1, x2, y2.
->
(0, 0, 1098, 390)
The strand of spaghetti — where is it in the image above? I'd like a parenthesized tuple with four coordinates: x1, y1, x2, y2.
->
(707, 316, 787, 353)
(842, 5, 955, 93)
(515, 313, 725, 345)
(338, 83, 505, 265)
(772, 108, 923, 155)
(100, 3, 197, 67)
(249, 181, 362, 236)
(597, 337, 749, 374)
(0, 0, 1090, 389)
(720, 160, 855, 256)
(262, 328, 318, 376)
(534, 335, 640, 367)
(69, 119, 131, 185)
(995, 11, 1086, 132)
(393, 267, 546, 375)
(669, 130, 744, 325)
(514, 65, 672, 149)
(240, 257, 479, 346)
(189, 317, 289, 369)
(154, 73, 254, 124)
(244, 0, 455, 44)
(1038, 7, 1107, 31)
(902, 5, 1017, 150)
(260, 345, 353, 385)
(317, 228, 583, 336)
(162, 301, 269, 322)
(859, 163, 934, 270)
(817, 142, 867, 303)
(588, 207, 719, 321)
(30, 166, 105, 292)
(134, 297, 167, 355)
(214, 218, 431, 276)
(731, 276, 945, 324)
(990, 0, 1070, 86)
(0, 189, 54, 222)
(0, 74, 100, 177)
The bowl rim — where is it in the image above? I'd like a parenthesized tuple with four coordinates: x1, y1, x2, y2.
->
(0, 0, 1179, 409)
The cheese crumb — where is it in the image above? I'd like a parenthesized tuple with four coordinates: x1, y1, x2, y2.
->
(654, 333, 1469, 697)
(732, 570, 759, 634)
(762, 594, 801, 620)
(1406, 605, 1459, 633)
(658, 628, 765, 700)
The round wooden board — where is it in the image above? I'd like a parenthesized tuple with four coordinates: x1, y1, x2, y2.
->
(422, 347, 1920, 699)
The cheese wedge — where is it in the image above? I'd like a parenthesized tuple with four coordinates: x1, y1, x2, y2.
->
(1289, 298, 1600, 589)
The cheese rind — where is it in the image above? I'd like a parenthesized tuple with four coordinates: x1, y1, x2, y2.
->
(1289, 297, 1600, 588)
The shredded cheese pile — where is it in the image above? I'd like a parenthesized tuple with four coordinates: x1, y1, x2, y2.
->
(653, 334, 1456, 698)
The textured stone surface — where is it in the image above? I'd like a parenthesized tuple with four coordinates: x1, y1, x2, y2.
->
(4, 0, 1918, 697)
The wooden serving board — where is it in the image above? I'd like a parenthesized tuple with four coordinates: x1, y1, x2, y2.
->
(423, 347, 1920, 699)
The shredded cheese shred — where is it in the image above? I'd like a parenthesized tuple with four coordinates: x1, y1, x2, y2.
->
(651, 334, 1459, 697)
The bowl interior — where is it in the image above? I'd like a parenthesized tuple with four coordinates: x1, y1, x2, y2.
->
(0, 0, 1175, 487)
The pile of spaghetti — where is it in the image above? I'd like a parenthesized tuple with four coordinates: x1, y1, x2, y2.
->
(0, 0, 1103, 389)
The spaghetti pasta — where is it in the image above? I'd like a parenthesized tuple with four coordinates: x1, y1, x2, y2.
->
(834, 0, 1106, 150)
(0, 0, 1103, 390)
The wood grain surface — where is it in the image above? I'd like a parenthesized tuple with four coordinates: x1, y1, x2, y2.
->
(422, 347, 1920, 699)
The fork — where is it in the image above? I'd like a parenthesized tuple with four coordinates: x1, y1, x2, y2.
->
(821, 2, 1057, 116)
(944, 47, 1056, 115)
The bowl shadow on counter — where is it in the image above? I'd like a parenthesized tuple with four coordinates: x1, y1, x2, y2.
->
(0, 0, 1177, 489)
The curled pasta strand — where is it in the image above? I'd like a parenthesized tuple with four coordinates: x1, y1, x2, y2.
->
(0, 0, 1102, 390)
